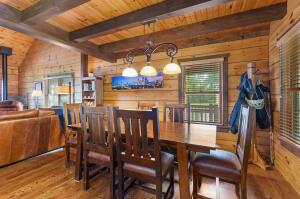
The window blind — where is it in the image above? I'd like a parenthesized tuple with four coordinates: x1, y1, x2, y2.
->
(279, 23, 300, 148)
(180, 57, 225, 124)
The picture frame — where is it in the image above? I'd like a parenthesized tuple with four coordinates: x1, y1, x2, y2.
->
(112, 72, 163, 90)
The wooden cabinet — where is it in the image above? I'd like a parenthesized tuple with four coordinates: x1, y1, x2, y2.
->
(82, 76, 103, 106)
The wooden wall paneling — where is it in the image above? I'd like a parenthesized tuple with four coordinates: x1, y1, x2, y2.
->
(268, 0, 300, 194)
(18, 40, 82, 108)
(0, 26, 34, 100)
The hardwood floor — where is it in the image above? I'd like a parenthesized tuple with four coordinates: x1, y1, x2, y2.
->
(0, 150, 298, 199)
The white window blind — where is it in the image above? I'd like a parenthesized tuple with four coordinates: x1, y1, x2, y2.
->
(278, 22, 300, 149)
(180, 57, 227, 125)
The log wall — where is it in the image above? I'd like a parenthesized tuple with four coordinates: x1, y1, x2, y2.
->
(269, 0, 300, 194)
(18, 40, 82, 108)
(0, 26, 34, 100)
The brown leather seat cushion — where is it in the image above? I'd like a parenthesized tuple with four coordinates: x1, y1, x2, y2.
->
(88, 151, 110, 163)
(0, 109, 39, 121)
(193, 150, 241, 182)
(123, 152, 174, 178)
(0, 100, 23, 111)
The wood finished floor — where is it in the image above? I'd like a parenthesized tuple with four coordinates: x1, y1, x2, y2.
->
(0, 150, 298, 199)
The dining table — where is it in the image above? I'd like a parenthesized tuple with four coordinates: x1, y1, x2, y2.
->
(68, 121, 218, 199)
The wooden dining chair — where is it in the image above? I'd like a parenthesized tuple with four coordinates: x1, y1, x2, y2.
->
(114, 107, 175, 199)
(192, 104, 255, 199)
(163, 103, 191, 124)
(80, 105, 116, 198)
(163, 103, 191, 163)
(63, 103, 81, 168)
(137, 101, 158, 110)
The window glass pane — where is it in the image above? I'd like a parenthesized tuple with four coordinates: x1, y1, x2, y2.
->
(186, 94, 220, 123)
(293, 92, 300, 139)
(183, 60, 222, 125)
(185, 69, 220, 92)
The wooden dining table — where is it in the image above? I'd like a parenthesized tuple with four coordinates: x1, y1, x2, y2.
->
(68, 121, 218, 199)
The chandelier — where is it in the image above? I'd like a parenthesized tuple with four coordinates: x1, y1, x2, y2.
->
(122, 20, 181, 77)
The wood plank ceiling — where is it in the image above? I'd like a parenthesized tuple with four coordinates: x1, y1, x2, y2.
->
(0, 0, 287, 62)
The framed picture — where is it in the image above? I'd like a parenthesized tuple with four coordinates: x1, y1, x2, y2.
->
(112, 72, 163, 90)
(34, 81, 43, 91)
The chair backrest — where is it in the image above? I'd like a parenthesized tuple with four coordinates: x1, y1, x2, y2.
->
(81, 105, 114, 155)
(137, 101, 158, 110)
(236, 104, 255, 170)
(63, 103, 81, 129)
(163, 103, 191, 124)
(114, 107, 161, 174)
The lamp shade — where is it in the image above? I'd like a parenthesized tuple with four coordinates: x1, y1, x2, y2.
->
(163, 62, 181, 75)
(122, 67, 138, 77)
(32, 90, 43, 97)
(140, 65, 157, 76)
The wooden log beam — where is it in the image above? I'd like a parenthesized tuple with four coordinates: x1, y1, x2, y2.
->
(0, 3, 116, 62)
(115, 23, 270, 59)
(22, 0, 90, 25)
(70, 0, 231, 42)
(99, 2, 286, 53)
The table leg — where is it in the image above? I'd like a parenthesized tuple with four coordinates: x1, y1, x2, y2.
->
(75, 129, 83, 181)
(177, 142, 191, 199)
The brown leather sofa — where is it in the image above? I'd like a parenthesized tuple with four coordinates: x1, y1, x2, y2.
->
(0, 100, 23, 112)
(0, 109, 64, 167)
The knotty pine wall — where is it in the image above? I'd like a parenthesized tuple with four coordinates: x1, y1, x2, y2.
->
(269, 0, 300, 194)
(18, 40, 82, 108)
(0, 26, 34, 99)
(89, 36, 270, 152)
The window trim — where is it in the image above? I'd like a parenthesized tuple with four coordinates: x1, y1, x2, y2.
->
(178, 53, 229, 131)
(278, 21, 300, 157)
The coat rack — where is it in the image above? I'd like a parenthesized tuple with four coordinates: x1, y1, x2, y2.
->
(247, 63, 271, 170)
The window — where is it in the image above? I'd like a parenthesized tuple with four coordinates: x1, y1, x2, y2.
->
(179, 54, 228, 129)
(278, 22, 300, 156)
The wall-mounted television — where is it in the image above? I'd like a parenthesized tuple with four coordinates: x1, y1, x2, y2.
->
(112, 72, 163, 90)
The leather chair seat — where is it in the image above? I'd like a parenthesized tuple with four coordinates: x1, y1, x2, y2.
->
(123, 152, 174, 178)
(88, 151, 110, 163)
(0, 100, 23, 112)
(193, 150, 241, 182)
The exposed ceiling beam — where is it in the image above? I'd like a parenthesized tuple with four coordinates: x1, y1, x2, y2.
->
(0, 3, 116, 62)
(70, 0, 232, 42)
(115, 23, 270, 59)
(99, 2, 286, 53)
(22, 0, 89, 25)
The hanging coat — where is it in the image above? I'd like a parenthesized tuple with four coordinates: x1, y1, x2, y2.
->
(251, 82, 271, 129)
(229, 73, 254, 133)
(229, 73, 271, 133)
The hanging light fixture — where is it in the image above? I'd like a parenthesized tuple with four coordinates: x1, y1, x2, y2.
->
(122, 20, 180, 77)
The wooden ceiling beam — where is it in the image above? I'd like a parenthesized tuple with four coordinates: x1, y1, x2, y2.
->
(70, 0, 232, 42)
(0, 3, 116, 62)
(99, 2, 286, 53)
(115, 23, 270, 59)
(22, 0, 90, 25)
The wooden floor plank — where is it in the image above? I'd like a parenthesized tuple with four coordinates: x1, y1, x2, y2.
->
(0, 150, 298, 199)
